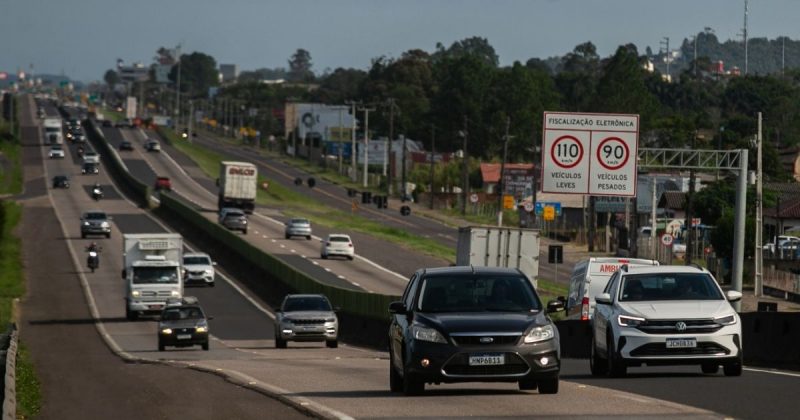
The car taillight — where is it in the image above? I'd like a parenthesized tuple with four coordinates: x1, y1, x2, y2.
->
(348, 243, 353, 247)
(326, 242, 331, 246)
(580, 297, 590, 321)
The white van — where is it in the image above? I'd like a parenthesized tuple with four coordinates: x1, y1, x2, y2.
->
(565, 257, 659, 321)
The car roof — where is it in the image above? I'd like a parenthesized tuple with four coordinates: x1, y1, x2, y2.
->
(327, 234, 351, 239)
(621, 265, 708, 275)
(419, 265, 523, 277)
(285, 294, 327, 299)
(183, 252, 210, 258)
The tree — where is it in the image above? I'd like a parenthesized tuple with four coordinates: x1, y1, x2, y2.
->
(555, 42, 601, 112)
(314, 68, 367, 104)
(288, 49, 314, 82)
(592, 45, 660, 125)
(433, 37, 499, 67)
(104, 69, 120, 90)
(168, 52, 218, 98)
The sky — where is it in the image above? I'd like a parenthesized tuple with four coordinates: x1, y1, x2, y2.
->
(2, 0, 800, 83)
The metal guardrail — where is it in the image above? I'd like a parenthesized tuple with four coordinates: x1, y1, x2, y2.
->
(1, 324, 18, 419)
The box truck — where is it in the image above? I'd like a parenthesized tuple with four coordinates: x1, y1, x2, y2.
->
(456, 226, 540, 288)
(43, 117, 63, 144)
(217, 161, 257, 214)
(122, 233, 183, 320)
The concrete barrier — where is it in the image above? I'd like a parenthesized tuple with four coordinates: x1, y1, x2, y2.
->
(2, 325, 17, 420)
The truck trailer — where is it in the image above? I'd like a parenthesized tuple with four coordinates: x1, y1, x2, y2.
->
(217, 161, 257, 214)
(456, 226, 541, 289)
(122, 233, 184, 320)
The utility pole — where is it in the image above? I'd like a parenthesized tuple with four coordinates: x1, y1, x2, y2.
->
(359, 105, 375, 188)
(693, 35, 698, 76)
(660, 37, 670, 78)
(497, 117, 511, 226)
(460, 116, 469, 216)
(346, 101, 358, 182)
(174, 44, 181, 132)
(337, 106, 344, 174)
(650, 176, 658, 258)
(755, 112, 763, 297)
(743, 0, 749, 75)
(429, 126, 436, 210)
(386, 98, 396, 194)
(188, 100, 194, 143)
(686, 133, 697, 265)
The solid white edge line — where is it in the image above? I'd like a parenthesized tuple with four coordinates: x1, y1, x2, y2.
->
(744, 367, 800, 378)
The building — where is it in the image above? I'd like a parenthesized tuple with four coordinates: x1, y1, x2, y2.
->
(117, 61, 149, 84)
(219, 64, 239, 83)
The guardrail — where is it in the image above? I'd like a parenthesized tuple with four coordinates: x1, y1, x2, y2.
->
(1, 324, 18, 419)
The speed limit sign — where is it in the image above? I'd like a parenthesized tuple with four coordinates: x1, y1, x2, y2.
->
(660, 234, 674, 246)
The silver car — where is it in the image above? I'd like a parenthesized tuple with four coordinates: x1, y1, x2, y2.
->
(80, 210, 112, 239)
(285, 218, 312, 240)
(275, 294, 338, 348)
(218, 207, 248, 234)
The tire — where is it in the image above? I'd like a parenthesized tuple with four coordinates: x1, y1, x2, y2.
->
(125, 305, 137, 321)
(723, 357, 743, 377)
(81, 232, 86, 239)
(202, 342, 209, 351)
(285, 234, 290, 239)
(590, 336, 608, 377)
(348, 256, 354, 261)
(326, 340, 338, 348)
(242, 229, 247, 235)
(389, 348, 403, 392)
(158, 341, 165, 352)
(607, 331, 627, 377)
(321, 254, 328, 259)
(306, 236, 311, 240)
(402, 368, 424, 396)
(106, 233, 111, 239)
(518, 377, 538, 391)
(701, 363, 719, 374)
(275, 335, 287, 349)
(538, 376, 559, 394)
(209, 282, 215, 288)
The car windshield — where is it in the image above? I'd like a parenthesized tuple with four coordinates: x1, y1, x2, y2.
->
(162, 307, 204, 321)
(284, 297, 332, 312)
(417, 275, 541, 313)
(51, 145, 62, 150)
(84, 212, 106, 220)
(184, 256, 210, 265)
(290, 219, 309, 225)
(619, 273, 724, 302)
(329, 236, 350, 242)
(132, 267, 179, 284)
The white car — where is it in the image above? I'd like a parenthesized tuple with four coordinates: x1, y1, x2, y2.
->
(591, 265, 743, 377)
(320, 234, 354, 260)
(145, 139, 161, 152)
(48, 144, 65, 159)
(182, 253, 216, 287)
(83, 151, 100, 164)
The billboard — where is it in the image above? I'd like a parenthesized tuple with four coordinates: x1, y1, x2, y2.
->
(285, 103, 354, 141)
(125, 96, 137, 119)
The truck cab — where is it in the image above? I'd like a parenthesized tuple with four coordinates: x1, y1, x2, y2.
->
(123, 234, 184, 320)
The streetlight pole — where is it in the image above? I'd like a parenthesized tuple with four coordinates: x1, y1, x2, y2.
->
(174, 44, 181, 132)
(461, 116, 469, 216)
(386, 98, 396, 194)
(429, 126, 436, 210)
(755, 112, 763, 297)
(345, 100, 358, 182)
(497, 117, 511, 226)
(359, 105, 375, 188)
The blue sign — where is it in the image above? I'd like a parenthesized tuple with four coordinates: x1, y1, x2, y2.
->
(324, 141, 352, 159)
(535, 202, 562, 216)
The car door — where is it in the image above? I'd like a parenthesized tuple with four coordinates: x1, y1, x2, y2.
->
(593, 271, 620, 353)
(391, 274, 419, 372)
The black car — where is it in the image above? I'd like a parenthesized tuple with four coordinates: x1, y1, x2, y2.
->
(102, 120, 113, 128)
(52, 175, 70, 189)
(81, 162, 99, 174)
(119, 140, 133, 151)
(389, 266, 564, 396)
(157, 298, 211, 351)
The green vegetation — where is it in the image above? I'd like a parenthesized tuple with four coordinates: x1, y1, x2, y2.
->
(15, 343, 41, 418)
(0, 118, 22, 195)
(0, 202, 23, 326)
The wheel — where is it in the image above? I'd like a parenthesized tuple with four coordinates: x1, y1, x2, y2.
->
(590, 336, 608, 377)
(326, 340, 338, 348)
(242, 229, 247, 235)
(723, 357, 743, 376)
(348, 256, 354, 261)
(402, 368, 424, 396)
(306, 236, 311, 240)
(91, 266, 95, 273)
(607, 331, 627, 377)
(81, 232, 86, 239)
(158, 341, 165, 352)
(389, 348, 403, 392)
(537, 376, 559, 394)
(321, 254, 328, 259)
(106, 233, 111, 239)
(202, 342, 209, 351)
(275, 335, 287, 349)
(125, 305, 138, 321)
(701, 363, 719, 374)
(285, 234, 290, 239)
(209, 282, 215, 288)
(518, 377, 538, 390)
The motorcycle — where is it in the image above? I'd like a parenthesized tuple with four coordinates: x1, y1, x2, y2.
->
(92, 186, 103, 201)
(87, 251, 99, 272)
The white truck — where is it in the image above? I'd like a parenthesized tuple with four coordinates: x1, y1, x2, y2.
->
(456, 226, 541, 289)
(43, 117, 63, 144)
(122, 233, 184, 320)
(217, 161, 257, 214)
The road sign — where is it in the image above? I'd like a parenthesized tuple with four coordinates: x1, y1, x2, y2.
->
(548, 245, 564, 264)
(470, 193, 479, 204)
(543, 206, 555, 221)
(503, 195, 514, 209)
(542, 112, 638, 196)
(661, 234, 674, 246)
(523, 201, 534, 212)
(535, 202, 562, 216)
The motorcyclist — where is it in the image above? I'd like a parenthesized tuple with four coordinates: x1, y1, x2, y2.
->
(86, 242, 101, 272)
(85, 242, 101, 253)
(92, 183, 103, 200)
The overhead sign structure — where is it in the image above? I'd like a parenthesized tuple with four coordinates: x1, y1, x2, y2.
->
(541, 112, 639, 196)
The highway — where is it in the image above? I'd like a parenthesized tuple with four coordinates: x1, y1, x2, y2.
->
(20, 98, 800, 419)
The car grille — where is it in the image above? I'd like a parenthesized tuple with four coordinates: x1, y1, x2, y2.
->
(636, 319, 723, 335)
(189, 271, 205, 276)
(443, 353, 529, 376)
(140, 291, 174, 298)
(630, 342, 730, 357)
(291, 319, 327, 325)
(452, 335, 521, 346)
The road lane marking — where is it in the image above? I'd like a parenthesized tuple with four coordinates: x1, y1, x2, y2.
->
(745, 367, 800, 378)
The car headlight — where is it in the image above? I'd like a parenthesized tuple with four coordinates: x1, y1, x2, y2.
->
(524, 324, 555, 344)
(412, 324, 447, 344)
(131, 290, 141, 297)
(161, 328, 173, 335)
(195, 326, 208, 333)
(618, 314, 646, 327)
(170, 290, 180, 297)
(715, 314, 737, 325)
(325, 317, 336, 322)
(204, 270, 213, 276)
(101, 222, 109, 228)
(83, 221, 90, 226)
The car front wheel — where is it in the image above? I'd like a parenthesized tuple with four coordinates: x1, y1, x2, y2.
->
(275, 335, 287, 349)
(389, 348, 403, 392)
(590, 336, 608, 376)
(607, 330, 627, 377)
(402, 365, 424, 396)
(326, 340, 338, 348)
(538, 375, 559, 394)
(723, 356, 743, 376)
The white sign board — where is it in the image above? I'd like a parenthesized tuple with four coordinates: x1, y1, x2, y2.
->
(541, 112, 638, 196)
(126, 96, 137, 119)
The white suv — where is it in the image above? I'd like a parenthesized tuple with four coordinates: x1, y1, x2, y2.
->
(182, 252, 216, 287)
(591, 265, 742, 377)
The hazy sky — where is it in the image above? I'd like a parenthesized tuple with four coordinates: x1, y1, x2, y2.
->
(2, 0, 799, 82)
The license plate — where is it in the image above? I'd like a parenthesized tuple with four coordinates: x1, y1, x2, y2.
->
(469, 353, 505, 366)
(666, 338, 697, 348)
(177, 334, 191, 340)
(149, 305, 163, 310)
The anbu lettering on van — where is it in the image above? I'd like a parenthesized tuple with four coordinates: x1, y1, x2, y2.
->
(596, 264, 620, 273)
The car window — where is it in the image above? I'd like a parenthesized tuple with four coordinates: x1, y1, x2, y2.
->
(329, 236, 350, 242)
(417, 275, 541, 313)
(619, 273, 723, 302)
(283, 297, 332, 312)
(132, 267, 179, 284)
(163, 307, 204, 320)
(85, 212, 106, 220)
(403, 274, 419, 309)
(184, 256, 211, 265)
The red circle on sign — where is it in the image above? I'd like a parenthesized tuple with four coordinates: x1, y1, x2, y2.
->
(550, 135, 584, 169)
(596, 137, 630, 171)
(661, 234, 674, 246)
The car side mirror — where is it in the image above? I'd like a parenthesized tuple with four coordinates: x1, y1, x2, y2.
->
(388, 301, 407, 314)
(546, 300, 565, 313)
(333, 306, 341, 312)
(121, 269, 126, 279)
(212, 261, 217, 266)
(556, 295, 566, 303)
(595, 293, 612, 305)
(726, 290, 743, 302)
(207, 316, 214, 321)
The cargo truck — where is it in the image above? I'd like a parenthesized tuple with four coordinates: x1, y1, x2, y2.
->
(456, 226, 540, 289)
(217, 161, 257, 214)
(43, 117, 63, 144)
(122, 233, 184, 320)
